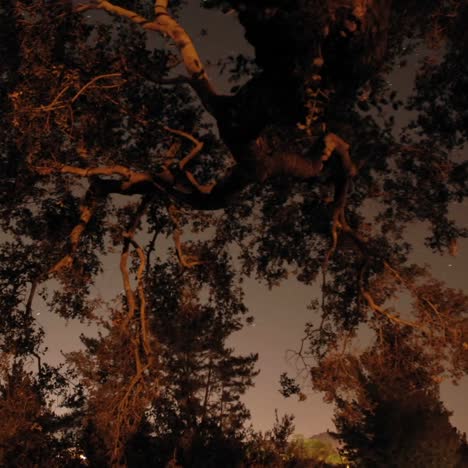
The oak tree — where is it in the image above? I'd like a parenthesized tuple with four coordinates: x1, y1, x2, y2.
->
(1, 0, 468, 464)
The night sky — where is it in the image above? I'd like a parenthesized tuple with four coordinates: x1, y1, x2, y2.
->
(34, 1, 468, 438)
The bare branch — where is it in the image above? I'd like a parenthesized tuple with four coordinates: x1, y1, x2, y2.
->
(322, 133, 358, 177)
(70, 73, 123, 103)
(34, 74, 123, 114)
(164, 126, 202, 164)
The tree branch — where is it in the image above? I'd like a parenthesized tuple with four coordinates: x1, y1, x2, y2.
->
(167, 204, 205, 267)
(34, 74, 124, 113)
(49, 188, 99, 274)
(120, 196, 151, 331)
(127, 236, 151, 357)
(76, 0, 219, 111)
(163, 126, 216, 194)
(70, 73, 123, 103)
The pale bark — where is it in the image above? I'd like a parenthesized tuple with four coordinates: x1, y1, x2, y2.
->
(76, 0, 218, 110)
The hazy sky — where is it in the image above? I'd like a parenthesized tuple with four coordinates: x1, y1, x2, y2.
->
(34, 0, 468, 438)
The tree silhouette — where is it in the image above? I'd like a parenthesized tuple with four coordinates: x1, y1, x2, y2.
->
(0, 355, 82, 467)
(64, 260, 257, 465)
(330, 326, 466, 467)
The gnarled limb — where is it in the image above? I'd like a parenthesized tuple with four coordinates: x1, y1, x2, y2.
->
(42, 165, 158, 276)
(322, 133, 358, 177)
(163, 126, 216, 194)
(34, 159, 241, 212)
(36, 133, 361, 275)
(322, 168, 352, 273)
(111, 198, 156, 465)
(321, 168, 353, 310)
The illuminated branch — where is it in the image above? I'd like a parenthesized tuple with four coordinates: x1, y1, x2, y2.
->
(361, 287, 422, 329)
(49, 189, 98, 274)
(43, 166, 157, 281)
(38, 84, 71, 112)
(164, 126, 203, 168)
(118, 196, 152, 356)
(322, 213, 466, 343)
(33, 158, 239, 215)
(322, 173, 350, 282)
(71, 73, 124, 103)
(128, 236, 151, 357)
(320, 181, 458, 334)
(120, 196, 151, 330)
(35, 74, 123, 112)
(110, 355, 153, 466)
(168, 204, 204, 268)
(120, 235, 136, 325)
(34, 162, 173, 197)
(321, 133, 358, 268)
(382, 261, 465, 335)
(108, 196, 156, 465)
(35, 162, 142, 179)
(322, 133, 357, 177)
(163, 126, 216, 194)
(75, 0, 218, 109)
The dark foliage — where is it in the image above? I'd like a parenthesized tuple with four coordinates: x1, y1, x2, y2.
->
(1, 0, 467, 466)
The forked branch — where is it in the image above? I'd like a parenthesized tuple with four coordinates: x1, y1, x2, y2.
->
(36, 73, 123, 113)
(163, 126, 216, 194)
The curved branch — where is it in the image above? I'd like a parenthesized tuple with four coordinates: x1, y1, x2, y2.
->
(163, 126, 216, 194)
(49, 188, 99, 274)
(120, 196, 151, 330)
(76, 0, 218, 111)
(168, 204, 205, 267)
(70, 73, 123, 103)
(361, 288, 421, 329)
(35, 74, 123, 113)
(128, 236, 151, 357)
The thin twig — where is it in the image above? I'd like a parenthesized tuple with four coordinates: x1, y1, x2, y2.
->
(70, 73, 122, 103)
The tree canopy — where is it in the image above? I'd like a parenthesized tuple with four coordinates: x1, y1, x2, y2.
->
(1, 0, 468, 466)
